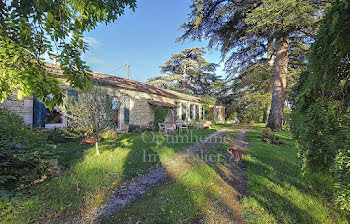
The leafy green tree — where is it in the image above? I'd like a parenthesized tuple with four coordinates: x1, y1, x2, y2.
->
(0, 0, 136, 108)
(291, 0, 350, 211)
(220, 61, 273, 123)
(222, 55, 301, 124)
(63, 87, 115, 155)
(178, 0, 325, 130)
(147, 47, 223, 97)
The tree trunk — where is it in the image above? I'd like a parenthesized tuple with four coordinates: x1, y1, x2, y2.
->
(95, 141, 100, 155)
(267, 35, 289, 130)
(182, 64, 187, 89)
(262, 102, 271, 124)
(263, 38, 275, 124)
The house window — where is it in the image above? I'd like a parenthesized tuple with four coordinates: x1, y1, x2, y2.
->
(175, 101, 180, 119)
(46, 106, 62, 124)
(190, 104, 193, 120)
(124, 98, 130, 125)
(111, 98, 120, 128)
(196, 105, 199, 120)
(181, 103, 187, 120)
(192, 105, 196, 120)
(111, 98, 120, 111)
(42, 93, 67, 128)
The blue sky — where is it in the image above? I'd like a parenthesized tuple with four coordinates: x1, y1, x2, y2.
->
(81, 0, 226, 83)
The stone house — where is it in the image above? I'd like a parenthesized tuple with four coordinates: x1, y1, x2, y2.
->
(0, 63, 225, 130)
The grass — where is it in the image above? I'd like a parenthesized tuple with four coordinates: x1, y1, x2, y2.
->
(242, 124, 349, 223)
(102, 128, 241, 224)
(0, 124, 231, 223)
(3, 124, 348, 223)
(102, 124, 350, 224)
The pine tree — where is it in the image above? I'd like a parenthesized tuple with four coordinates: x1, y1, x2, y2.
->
(147, 47, 223, 97)
(178, 0, 326, 130)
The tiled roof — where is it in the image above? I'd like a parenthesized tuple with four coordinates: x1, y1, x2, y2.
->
(44, 63, 204, 103)
(146, 99, 179, 108)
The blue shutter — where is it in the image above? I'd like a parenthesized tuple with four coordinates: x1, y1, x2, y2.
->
(68, 89, 78, 101)
(33, 93, 46, 128)
(196, 105, 199, 120)
(124, 98, 130, 125)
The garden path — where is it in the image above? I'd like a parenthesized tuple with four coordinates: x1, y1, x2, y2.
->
(75, 126, 250, 223)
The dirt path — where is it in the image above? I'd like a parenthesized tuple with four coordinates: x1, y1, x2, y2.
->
(217, 126, 250, 197)
(193, 125, 250, 224)
(76, 126, 250, 223)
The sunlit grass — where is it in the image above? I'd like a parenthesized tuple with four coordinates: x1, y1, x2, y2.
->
(101, 124, 350, 224)
(102, 129, 240, 224)
(242, 125, 349, 224)
(1, 125, 230, 223)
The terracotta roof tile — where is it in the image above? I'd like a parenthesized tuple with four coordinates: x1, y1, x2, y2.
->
(44, 62, 204, 103)
(146, 99, 179, 108)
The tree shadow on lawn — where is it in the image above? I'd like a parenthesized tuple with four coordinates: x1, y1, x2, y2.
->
(99, 127, 252, 223)
(242, 127, 349, 223)
(242, 159, 321, 223)
(2, 129, 224, 223)
(119, 129, 219, 179)
(101, 158, 246, 224)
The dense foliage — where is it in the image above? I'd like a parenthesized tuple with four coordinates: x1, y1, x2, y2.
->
(0, 109, 57, 191)
(221, 62, 273, 123)
(178, 0, 326, 130)
(0, 0, 136, 108)
(291, 0, 350, 211)
(147, 47, 224, 97)
(151, 105, 170, 130)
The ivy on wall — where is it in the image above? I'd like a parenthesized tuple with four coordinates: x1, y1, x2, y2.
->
(151, 105, 170, 130)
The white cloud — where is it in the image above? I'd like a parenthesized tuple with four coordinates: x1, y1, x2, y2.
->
(86, 56, 106, 65)
(83, 36, 101, 50)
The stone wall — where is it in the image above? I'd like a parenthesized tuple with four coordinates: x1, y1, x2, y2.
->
(0, 91, 33, 125)
(99, 85, 206, 128)
(1, 85, 214, 129)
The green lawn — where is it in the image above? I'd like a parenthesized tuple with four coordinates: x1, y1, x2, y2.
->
(102, 128, 240, 224)
(242, 124, 349, 223)
(0, 125, 230, 223)
(3, 124, 348, 223)
(102, 124, 350, 224)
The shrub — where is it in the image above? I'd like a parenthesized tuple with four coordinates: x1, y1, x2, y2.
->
(47, 128, 83, 143)
(333, 148, 350, 211)
(0, 109, 57, 190)
(291, 0, 350, 211)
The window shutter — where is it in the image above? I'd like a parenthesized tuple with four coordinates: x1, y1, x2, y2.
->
(32, 93, 46, 128)
(124, 98, 130, 125)
(68, 89, 78, 101)
(190, 104, 193, 119)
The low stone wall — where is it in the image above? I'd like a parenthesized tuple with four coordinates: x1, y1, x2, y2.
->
(0, 91, 33, 125)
